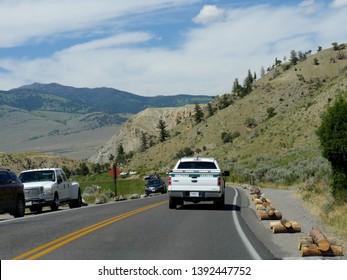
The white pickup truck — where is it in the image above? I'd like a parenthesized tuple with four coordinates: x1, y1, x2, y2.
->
(168, 157, 229, 209)
(19, 168, 82, 213)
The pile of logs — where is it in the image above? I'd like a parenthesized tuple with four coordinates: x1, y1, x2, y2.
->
(299, 227, 344, 257)
(270, 219, 301, 234)
(248, 186, 283, 220)
(242, 184, 344, 257)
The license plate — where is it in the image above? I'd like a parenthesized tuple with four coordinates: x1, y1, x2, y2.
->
(26, 201, 32, 206)
(190, 192, 199, 197)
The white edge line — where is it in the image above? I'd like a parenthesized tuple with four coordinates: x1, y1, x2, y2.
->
(231, 186, 262, 260)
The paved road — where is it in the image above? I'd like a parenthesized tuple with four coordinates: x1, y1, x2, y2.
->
(0, 187, 274, 260)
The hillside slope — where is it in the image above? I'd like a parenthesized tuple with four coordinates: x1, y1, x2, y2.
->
(101, 45, 347, 183)
(89, 105, 195, 163)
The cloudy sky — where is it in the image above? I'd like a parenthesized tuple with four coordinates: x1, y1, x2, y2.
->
(0, 0, 346, 96)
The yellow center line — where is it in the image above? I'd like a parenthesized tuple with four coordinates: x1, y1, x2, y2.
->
(13, 200, 168, 260)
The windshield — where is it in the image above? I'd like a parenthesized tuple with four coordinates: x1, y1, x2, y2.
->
(147, 180, 161, 185)
(177, 161, 217, 169)
(19, 170, 55, 183)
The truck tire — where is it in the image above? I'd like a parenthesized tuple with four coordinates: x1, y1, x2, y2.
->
(169, 197, 177, 209)
(214, 195, 225, 209)
(69, 190, 82, 209)
(51, 193, 59, 211)
(13, 196, 25, 218)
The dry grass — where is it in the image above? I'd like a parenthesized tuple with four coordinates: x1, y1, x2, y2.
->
(296, 181, 347, 242)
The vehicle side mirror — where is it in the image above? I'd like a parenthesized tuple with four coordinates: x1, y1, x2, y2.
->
(223, 171, 230, 177)
(57, 177, 63, 184)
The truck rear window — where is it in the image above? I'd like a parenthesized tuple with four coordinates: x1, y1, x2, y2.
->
(177, 162, 217, 169)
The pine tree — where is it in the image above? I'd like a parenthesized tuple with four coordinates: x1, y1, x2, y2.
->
(194, 103, 204, 124)
(140, 132, 148, 152)
(157, 118, 169, 142)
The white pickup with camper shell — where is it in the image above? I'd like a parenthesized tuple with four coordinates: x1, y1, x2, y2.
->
(19, 168, 82, 213)
(168, 157, 229, 209)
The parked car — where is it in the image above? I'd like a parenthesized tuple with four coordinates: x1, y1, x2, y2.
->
(145, 179, 167, 195)
(0, 168, 25, 218)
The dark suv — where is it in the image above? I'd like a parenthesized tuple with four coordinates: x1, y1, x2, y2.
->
(0, 168, 25, 218)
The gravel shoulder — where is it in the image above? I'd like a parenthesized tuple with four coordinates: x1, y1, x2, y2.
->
(236, 185, 346, 260)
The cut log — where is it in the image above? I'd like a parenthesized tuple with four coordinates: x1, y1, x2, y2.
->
(298, 236, 338, 250)
(298, 236, 313, 250)
(301, 244, 321, 257)
(280, 218, 293, 228)
(250, 186, 261, 195)
(270, 220, 299, 228)
(322, 245, 344, 257)
(272, 222, 301, 234)
(257, 210, 282, 220)
(310, 227, 331, 252)
(265, 206, 275, 216)
(256, 204, 266, 210)
(253, 198, 263, 205)
(301, 244, 345, 257)
(261, 200, 271, 207)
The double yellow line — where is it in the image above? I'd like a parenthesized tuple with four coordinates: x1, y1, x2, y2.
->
(13, 200, 167, 260)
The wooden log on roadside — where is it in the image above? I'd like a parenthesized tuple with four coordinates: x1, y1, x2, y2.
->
(250, 186, 261, 195)
(322, 245, 345, 256)
(272, 222, 301, 234)
(298, 236, 313, 250)
(310, 227, 331, 252)
(301, 244, 321, 257)
(257, 210, 282, 220)
(253, 198, 263, 205)
(301, 244, 345, 257)
(265, 206, 275, 216)
(256, 204, 266, 210)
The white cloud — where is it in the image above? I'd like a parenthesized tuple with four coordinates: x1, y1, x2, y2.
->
(0, 0, 198, 47)
(193, 5, 225, 24)
(66, 32, 154, 52)
(330, 0, 347, 8)
(298, 0, 321, 13)
(1, 1, 347, 96)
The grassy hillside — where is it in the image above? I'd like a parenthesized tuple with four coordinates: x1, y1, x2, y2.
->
(117, 45, 346, 188)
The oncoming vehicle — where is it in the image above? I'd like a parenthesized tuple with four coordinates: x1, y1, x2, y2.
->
(145, 179, 167, 196)
(0, 168, 25, 218)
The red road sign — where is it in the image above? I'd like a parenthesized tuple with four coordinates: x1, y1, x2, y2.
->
(108, 167, 122, 178)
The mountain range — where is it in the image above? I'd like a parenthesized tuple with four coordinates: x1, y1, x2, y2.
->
(0, 83, 212, 159)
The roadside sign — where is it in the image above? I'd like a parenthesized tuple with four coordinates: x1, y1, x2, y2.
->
(108, 167, 122, 178)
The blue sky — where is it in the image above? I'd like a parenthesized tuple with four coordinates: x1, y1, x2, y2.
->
(0, 0, 346, 96)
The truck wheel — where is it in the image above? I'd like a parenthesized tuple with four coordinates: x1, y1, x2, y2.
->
(169, 197, 177, 209)
(13, 196, 25, 218)
(214, 195, 225, 209)
(69, 190, 82, 209)
(51, 193, 59, 211)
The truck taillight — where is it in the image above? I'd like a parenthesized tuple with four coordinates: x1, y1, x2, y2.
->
(218, 176, 221, 186)
(168, 176, 172, 186)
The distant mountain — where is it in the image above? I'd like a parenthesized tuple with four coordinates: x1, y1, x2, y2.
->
(0, 83, 212, 159)
(1, 83, 212, 114)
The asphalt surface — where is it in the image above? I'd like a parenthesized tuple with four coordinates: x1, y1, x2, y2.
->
(0, 187, 275, 260)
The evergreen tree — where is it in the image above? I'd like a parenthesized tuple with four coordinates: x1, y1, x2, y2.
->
(316, 94, 347, 202)
(290, 50, 299, 65)
(116, 144, 127, 164)
(157, 118, 169, 142)
(207, 102, 215, 117)
(194, 103, 204, 124)
(140, 132, 148, 152)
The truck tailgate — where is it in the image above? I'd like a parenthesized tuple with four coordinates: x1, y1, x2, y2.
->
(169, 172, 221, 191)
